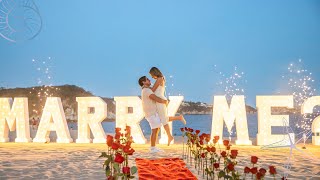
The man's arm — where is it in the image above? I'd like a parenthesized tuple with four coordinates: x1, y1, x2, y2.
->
(149, 94, 168, 105)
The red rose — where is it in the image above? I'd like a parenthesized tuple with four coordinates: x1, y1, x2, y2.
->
(189, 128, 194, 133)
(221, 151, 227, 158)
(206, 146, 211, 152)
(206, 146, 216, 153)
(213, 163, 219, 169)
(107, 175, 114, 180)
(214, 136, 219, 141)
(227, 163, 234, 171)
(184, 127, 188, 131)
(127, 149, 135, 155)
(114, 153, 125, 164)
(226, 145, 231, 150)
(259, 168, 267, 176)
(251, 156, 258, 164)
(244, 167, 251, 174)
(205, 137, 210, 142)
(196, 130, 200, 134)
(251, 167, 258, 174)
(206, 134, 211, 138)
(122, 166, 130, 174)
(106, 135, 113, 147)
(223, 140, 229, 146)
(123, 145, 135, 155)
(211, 147, 216, 153)
(256, 172, 263, 180)
(180, 128, 184, 132)
(115, 127, 121, 133)
(269, 166, 277, 175)
(111, 142, 120, 150)
(230, 149, 238, 159)
(115, 133, 121, 140)
(199, 134, 204, 140)
(281, 177, 287, 180)
(199, 140, 204, 145)
(201, 153, 206, 158)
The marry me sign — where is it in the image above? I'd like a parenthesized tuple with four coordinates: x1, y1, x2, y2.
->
(0, 95, 319, 146)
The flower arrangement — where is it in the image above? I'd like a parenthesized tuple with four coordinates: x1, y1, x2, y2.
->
(100, 126, 137, 180)
(181, 127, 280, 180)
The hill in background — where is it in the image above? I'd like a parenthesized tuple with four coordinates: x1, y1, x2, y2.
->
(0, 85, 257, 121)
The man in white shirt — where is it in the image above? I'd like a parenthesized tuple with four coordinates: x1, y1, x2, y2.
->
(139, 76, 169, 153)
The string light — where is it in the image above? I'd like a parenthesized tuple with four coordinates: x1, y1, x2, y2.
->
(0, 98, 32, 143)
(211, 95, 252, 145)
(33, 97, 73, 143)
(76, 97, 107, 143)
(256, 96, 295, 145)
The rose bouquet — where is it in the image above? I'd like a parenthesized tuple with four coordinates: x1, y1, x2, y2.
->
(100, 126, 137, 180)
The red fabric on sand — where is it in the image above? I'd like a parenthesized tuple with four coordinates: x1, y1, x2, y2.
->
(135, 157, 197, 180)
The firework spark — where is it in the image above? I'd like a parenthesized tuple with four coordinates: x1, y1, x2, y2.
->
(214, 65, 246, 101)
(282, 59, 318, 131)
(30, 57, 59, 117)
(165, 74, 182, 97)
(213, 65, 247, 137)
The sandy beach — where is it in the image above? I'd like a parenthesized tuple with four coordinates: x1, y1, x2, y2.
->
(1, 137, 320, 180)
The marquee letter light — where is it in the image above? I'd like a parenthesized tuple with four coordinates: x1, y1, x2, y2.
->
(0, 98, 31, 143)
(256, 96, 294, 146)
(159, 96, 184, 144)
(114, 96, 146, 144)
(301, 96, 320, 145)
(33, 97, 73, 143)
(76, 97, 107, 143)
(211, 96, 252, 145)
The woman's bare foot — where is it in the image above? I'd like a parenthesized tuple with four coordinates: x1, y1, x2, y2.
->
(180, 115, 186, 125)
(168, 136, 174, 146)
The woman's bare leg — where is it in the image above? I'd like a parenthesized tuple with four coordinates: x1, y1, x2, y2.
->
(163, 124, 174, 146)
(168, 115, 186, 124)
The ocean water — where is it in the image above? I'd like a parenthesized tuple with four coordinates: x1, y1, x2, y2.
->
(69, 114, 259, 137)
(68, 114, 310, 139)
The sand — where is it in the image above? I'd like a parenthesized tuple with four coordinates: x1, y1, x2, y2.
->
(0, 138, 320, 179)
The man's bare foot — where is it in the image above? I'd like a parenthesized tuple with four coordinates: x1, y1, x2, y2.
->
(168, 136, 174, 146)
(180, 115, 186, 125)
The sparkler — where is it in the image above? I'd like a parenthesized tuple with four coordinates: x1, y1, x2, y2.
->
(165, 74, 183, 97)
(30, 57, 59, 118)
(282, 59, 319, 145)
(213, 65, 247, 140)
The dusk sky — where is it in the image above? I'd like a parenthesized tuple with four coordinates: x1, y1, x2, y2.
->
(1, 0, 320, 106)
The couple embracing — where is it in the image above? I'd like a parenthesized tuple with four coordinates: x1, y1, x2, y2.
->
(138, 67, 186, 153)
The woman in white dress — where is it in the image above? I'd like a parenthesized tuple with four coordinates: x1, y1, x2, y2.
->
(149, 67, 186, 146)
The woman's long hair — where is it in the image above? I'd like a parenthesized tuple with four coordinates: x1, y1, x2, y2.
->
(149, 67, 163, 78)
